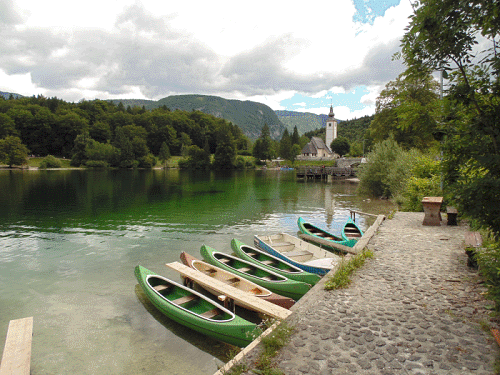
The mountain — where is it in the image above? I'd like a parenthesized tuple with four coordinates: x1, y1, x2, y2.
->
(0, 91, 23, 100)
(275, 110, 329, 134)
(111, 95, 286, 140)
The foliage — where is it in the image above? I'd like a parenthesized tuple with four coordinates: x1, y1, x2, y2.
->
(278, 129, 292, 160)
(212, 125, 237, 169)
(178, 145, 211, 170)
(158, 142, 171, 167)
(324, 249, 374, 290)
(38, 155, 62, 169)
(330, 136, 350, 156)
(357, 138, 414, 198)
(400, 0, 500, 237)
(477, 239, 500, 315)
(0, 136, 29, 167)
(253, 124, 275, 161)
(369, 69, 440, 150)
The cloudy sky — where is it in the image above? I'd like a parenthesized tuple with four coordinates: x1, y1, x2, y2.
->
(0, 0, 414, 119)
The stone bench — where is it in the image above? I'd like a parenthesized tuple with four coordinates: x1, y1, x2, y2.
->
(422, 196, 443, 226)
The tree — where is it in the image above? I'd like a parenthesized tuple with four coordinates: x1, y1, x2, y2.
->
(330, 137, 350, 157)
(279, 129, 292, 160)
(179, 145, 210, 170)
(291, 126, 300, 146)
(400, 0, 500, 237)
(0, 113, 17, 138)
(0, 136, 29, 167)
(290, 144, 302, 164)
(213, 127, 237, 169)
(158, 142, 171, 168)
(252, 124, 274, 161)
(369, 69, 440, 150)
(70, 131, 93, 166)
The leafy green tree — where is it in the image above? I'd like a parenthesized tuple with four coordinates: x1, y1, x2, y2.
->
(0, 113, 18, 138)
(330, 137, 350, 157)
(89, 121, 112, 144)
(290, 144, 302, 164)
(252, 124, 274, 161)
(369, 69, 440, 150)
(213, 127, 237, 169)
(39, 155, 62, 169)
(70, 131, 93, 166)
(400, 0, 500, 237)
(279, 129, 292, 160)
(158, 142, 171, 167)
(179, 145, 210, 170)
(0, 136, 29, 167)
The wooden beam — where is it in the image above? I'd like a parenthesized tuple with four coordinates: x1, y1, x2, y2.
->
(353, 214, 386, 253)
(0, 317, 33, 375)
(165, 262, 291, 320)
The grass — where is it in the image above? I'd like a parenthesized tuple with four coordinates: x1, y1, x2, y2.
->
(27, 157, 71, 168)
(324, 249, 374, 290)
(222, 321, 295, 375)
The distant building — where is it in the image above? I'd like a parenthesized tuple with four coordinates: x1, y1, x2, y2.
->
(299, 106, 338, 159)
(301, 137, 334, 158)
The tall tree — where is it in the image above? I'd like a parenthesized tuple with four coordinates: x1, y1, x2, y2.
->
(291, 126, 300, 145)
(279, 129, 292, 160)
(0, 136, 29, 167)
(400, 0, 500, 236)
(252, 124, 274, 161)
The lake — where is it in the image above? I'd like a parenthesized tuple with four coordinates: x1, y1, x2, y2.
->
(0, 169, 395, 374)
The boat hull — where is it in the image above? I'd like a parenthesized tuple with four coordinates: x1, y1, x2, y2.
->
(254, 233, 341, 276)
(230, 238, 320, 285)
(134, 265, 257, 347)
(200, 245, 311, 300)
(180, 252, 295, 309)
(297, 217, 357, 249)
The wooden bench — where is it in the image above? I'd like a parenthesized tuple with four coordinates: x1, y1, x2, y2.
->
(465, 231, 483, 269)
(447, 206, 458, 226)
(153, 285, 170, 293)
(0, 317, 33, 375)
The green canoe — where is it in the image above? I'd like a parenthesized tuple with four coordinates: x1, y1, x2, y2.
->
(134, 265, 258, 347)
(298, 217, 357, 249)
(200, 244, 311, 300)
(231, 238, 321, 286)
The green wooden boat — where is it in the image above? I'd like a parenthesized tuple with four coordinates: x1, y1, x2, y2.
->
(341, 217, 364, 241)
(297, 217, 357, 249)
(134, 265, 258, 347)
(200, 244, 311, 300)
(230, 238, 321, 286)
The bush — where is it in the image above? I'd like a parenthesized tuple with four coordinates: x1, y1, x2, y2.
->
(396, 175, 442, 211)
(138, 153, 157, 168)
(477, 239, 500, 315)
(85, 160, 109, 168)
(39, 155, 62, 169)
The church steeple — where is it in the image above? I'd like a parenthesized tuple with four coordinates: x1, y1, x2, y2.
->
(328, 105, 335, 118)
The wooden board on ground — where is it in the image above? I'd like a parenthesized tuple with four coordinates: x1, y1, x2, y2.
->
(165, 262, 291, 320)
(0, 317, 33, 375)
(352, 214, 386, 253)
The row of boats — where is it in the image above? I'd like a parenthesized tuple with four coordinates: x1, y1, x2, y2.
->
(134, 217, 364, 347)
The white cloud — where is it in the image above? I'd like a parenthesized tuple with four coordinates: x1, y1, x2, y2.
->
(0, 0, 413, 116)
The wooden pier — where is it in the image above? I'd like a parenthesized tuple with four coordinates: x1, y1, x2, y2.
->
(165, 262, 292, 320)
(0, 317, 33, 375)
(296, 166, 356, 180)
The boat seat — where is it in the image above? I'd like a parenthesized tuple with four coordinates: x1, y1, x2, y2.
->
(153, 285, 170, 293)
(250, 287, 262, 294)
(238, 267, 252, 273)
(204, 269, 218, 276)
(225, 277, 240, 285)
(261, 276, 274, 281)
(172, 295, 198, 305)
(283, 250, 311, 258)
(261, 260, 275, 265)
(200, 308, 221, 319)
(246, 252, 257, 257)
(268, 242, 293, 247)
(219, 258, 231, 264)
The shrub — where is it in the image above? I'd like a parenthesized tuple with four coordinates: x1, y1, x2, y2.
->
(138, 154, 157, 168)
(39, 155, 62, 169)
(85, 160, 108, 168)
(477, 239, 500, 315)
(397, 175, 442, 211)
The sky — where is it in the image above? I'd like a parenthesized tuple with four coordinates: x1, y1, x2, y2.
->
(0, 0, 414, 120)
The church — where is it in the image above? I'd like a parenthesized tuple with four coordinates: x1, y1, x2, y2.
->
(299, 105, 338, 159)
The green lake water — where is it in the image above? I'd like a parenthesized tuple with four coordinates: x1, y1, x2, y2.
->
(0, 169, 395, 374)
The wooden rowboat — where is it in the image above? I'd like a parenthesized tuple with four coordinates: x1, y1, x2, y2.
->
(341, 217, 364, 241)
(200, 244, 311, 300)
(134, 265, 258, 347)
(180, 252, 295, 309)
(230, 238, 321, 285)
(297, 217, 357, 249)
(254, 233, 342, 276)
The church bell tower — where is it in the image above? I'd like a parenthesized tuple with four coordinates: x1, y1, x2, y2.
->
(325, 105, 337, 150)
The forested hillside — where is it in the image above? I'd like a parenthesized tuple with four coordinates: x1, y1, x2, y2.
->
(0, 95, 250, 168)
(111, 95, 286, 140)
(275, 110, 325, 134)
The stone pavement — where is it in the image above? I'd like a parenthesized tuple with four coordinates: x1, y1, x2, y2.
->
(229, 212, 499, 374)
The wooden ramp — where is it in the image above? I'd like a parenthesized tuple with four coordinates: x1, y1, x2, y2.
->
(0, 317, 33, 375)
(165, 262, 291, 320)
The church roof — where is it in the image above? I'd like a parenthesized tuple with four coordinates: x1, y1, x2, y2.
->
(301, 137, 332, 154)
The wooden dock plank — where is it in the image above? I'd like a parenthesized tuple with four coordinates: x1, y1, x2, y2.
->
(0, 317, 33, 375)
(297, 233, 358, 255)
(165, 262, 291, 320)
